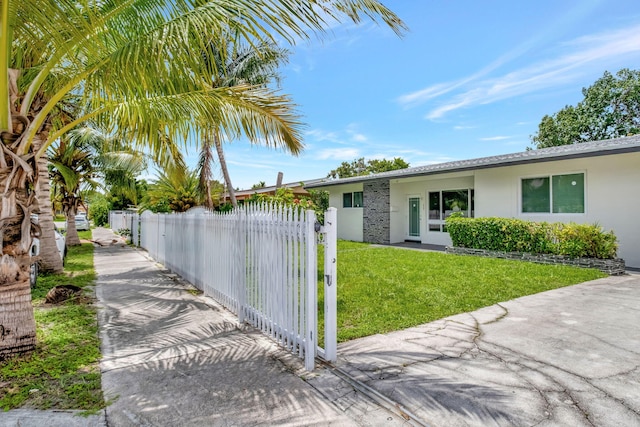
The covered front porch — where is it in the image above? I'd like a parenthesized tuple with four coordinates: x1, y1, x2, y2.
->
(389, 172, 475, 247)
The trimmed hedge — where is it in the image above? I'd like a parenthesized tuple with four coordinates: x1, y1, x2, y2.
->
(445, 215, 618, 259)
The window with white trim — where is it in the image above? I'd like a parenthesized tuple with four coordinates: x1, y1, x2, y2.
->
(343, 191, 363, 208)
(428, 189, 474, 232)
(521, 173, 584, 213)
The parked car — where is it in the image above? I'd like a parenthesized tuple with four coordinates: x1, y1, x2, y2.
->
(70, 214, 90, 231)
(29, 216, 67, 287)
(29, 234, 40, 288)
(54, 224, 68, 262)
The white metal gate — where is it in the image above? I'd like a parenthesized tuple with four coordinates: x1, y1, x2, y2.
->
(117, 206, 337, 370)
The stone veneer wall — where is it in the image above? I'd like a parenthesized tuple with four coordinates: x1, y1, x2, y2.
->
(445, 246, 626, 275)
(363, 179, 390, 244)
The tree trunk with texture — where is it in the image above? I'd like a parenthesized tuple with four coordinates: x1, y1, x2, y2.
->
(214, 134, 237, 208)
(199, 137, 215, 210)
(0, 254, 37, 359)
(65, 207, 81, 246)
(0, 120, 39, 359)
(32, 139, 63, 273)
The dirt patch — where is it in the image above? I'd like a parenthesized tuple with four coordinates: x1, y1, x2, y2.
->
(45, 285, 83, 304)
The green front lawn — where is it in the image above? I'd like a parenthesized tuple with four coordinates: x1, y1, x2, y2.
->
(320, 241, 606, 342)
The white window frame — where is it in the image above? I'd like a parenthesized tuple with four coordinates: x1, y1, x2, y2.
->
(342, 191, 363, 208)
(520, 171, 587, 215)
(427, 188, 474, 233)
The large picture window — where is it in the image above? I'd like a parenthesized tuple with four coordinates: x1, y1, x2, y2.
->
(343, 191, 363, 208)
(428, 189, 474, 232)
(521, 173, 584, 213)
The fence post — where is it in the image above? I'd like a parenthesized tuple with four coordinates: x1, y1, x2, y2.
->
(323, 208, 338, 362)
(237, 207, 247, 324)
(305, 209, 317, 371)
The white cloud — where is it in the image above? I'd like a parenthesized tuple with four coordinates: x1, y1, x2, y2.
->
(308, 124, 371, 145)
(316, 148, 360, 160)
(306, 129, 341, 143)
(480, 136, 511, 141)
(402, 23, 640, 120)
(397, 82, 461, 107)
(345, 123, 369, 142)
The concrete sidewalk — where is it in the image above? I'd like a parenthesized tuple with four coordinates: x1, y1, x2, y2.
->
(92, 228, 401, 426)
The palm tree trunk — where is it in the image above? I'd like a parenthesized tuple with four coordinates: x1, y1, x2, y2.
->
(0, 258, 36, 359)
(214, 133, 237, 208)
(32, 139, 63, 273)
(65, 206, 81, 246)
(198, 136, 214, 210)
(204, 179, 213, 210)
(0, 129, 37, 359)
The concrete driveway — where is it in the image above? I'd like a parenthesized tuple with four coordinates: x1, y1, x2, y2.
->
(314, 274, 640, 427)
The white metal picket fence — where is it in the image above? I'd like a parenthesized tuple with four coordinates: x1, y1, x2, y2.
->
(111, 205, 337, 370)
(109, 210, 140, 246)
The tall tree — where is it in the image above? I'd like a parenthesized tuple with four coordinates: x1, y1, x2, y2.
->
(48, 137, 97, 246)
(198, 41, 291, 208)
(328, 157, 410, 179)
(531, 69, 640, 148)
(1, 0, 405, 359)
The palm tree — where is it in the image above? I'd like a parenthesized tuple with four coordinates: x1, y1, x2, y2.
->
(40, 125, 148, 261)
(200, 41, 291, 208)
(66, 125, 149, 203)
(0, 0, 405, 359)
(48, 138, 97, 246)
(142, 168, 202, 213)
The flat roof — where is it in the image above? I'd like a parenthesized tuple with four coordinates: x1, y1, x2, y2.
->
(306, 135, 640, 188)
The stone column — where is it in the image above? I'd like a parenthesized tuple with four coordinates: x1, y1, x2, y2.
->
(363, 179, 390, 244)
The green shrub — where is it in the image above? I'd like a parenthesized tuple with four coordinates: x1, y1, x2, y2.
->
(88, 196, 109, 226)
(552, 222, 618, 259)
(446, 216, 617, 259)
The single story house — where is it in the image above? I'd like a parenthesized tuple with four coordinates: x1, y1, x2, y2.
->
(306, 135, 640, 269)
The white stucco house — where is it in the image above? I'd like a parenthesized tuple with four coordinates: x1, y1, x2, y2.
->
(306, 136, 640, 269)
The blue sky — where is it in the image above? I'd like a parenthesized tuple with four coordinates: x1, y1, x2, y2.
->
(186, 1, 640, 190)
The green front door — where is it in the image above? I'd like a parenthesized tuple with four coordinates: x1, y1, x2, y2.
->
(408, 197, 420, 239)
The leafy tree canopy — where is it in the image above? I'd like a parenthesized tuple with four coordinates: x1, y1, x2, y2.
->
(327, 157, 409, 179)
(531, 68, 640, 148)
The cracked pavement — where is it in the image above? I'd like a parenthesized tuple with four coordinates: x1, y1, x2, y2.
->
(322, 274, 640, 427)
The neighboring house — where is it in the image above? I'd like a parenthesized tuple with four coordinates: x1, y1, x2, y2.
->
(225, 178, 326, 204)
(306, 135, 640, 268)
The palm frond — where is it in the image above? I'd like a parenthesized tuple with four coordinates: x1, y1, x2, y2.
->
(92, 85, 304, 155)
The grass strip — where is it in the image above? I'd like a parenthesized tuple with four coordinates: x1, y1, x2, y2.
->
(0, 230, 104, 413)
